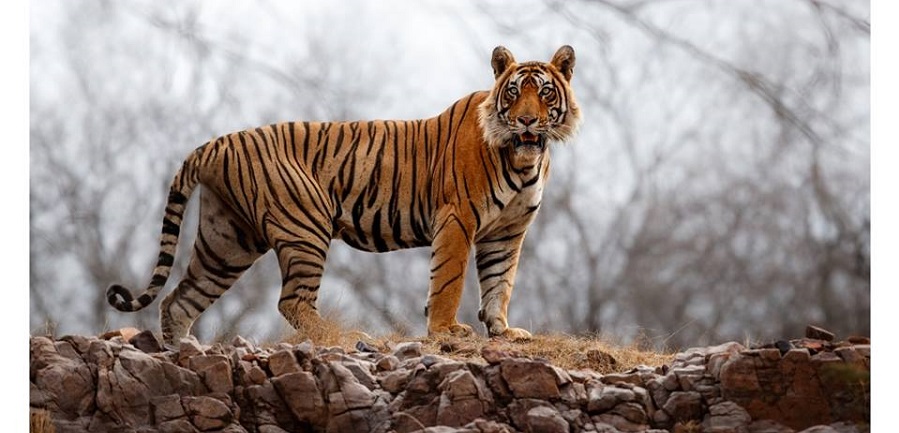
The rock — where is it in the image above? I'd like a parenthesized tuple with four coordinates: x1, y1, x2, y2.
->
(158, 418, 199, 433)
(672, 364, 706, 391)
(703, 401, 751, 433)
(377, 355, 399, 372)
(500, 359, 561, 399)
(150, 394, 186, 423)
(245, 381, 298, 429)
(600, 372, 646, 387)
(179, 337, 206, 367)
(267, 349, 300, 377)
(30, 336, 95, 417)
(189, 355, 233, 394)
(230, 335, 254, 349)
(380, 369, 411, 394)
(846, 336, 870, 345)
(610, 402, 648, 424)
(481, 344, 523, 365)
(393, 342, 423, 361)
(748, 419, 795, 432)
(435, 392, 484, 427)
(29, 334, 872, 433)
(237, 360, 268, 386)
(128, 330, 163, 353)
(271, 371, 326, 426)
(321, 362, 376, 414)
(594, 412, 650, 432)
(587, 384, 635, 413)
(100, 327, 143, 342)
(806, 325, 836, 341)
(524, 406, 568, 433)
(662, 391, 702, 423)
(294, 340, 315, 366)
(355, 340, 379, 353)
(507, 399, 554, 431)
(340, 357, 378, 389)
(184, 396, 233, 431)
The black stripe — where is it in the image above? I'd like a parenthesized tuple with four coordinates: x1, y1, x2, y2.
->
(479, 265, 513, 282)
(169, 190, 188, 205)
(137, 294, 153, 306)
(477, 250, 515, 273)
(157, 252, 174, 267)
(151, 274, 168, 286)
(371, 209, 389, 252)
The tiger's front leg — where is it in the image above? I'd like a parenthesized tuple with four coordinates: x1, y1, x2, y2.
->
(475, 232, 533, 340)
(426, 209, 476, 337)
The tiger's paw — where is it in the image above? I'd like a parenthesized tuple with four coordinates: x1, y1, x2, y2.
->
(429, 322, 475, 337)
(490, 326, 533, 341)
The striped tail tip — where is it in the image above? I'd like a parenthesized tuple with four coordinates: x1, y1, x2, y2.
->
(107, 284, 154, 312)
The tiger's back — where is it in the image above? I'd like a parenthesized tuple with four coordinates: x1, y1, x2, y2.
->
(107, 46, 580, 345)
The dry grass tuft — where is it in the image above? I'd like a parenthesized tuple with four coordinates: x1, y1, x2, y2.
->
(673, 420, 702, 433)
(275, 315, 672, 374)
(414, 332, 672, 374)
(279, 311, 379, 348)
(30, 409, 55, 433)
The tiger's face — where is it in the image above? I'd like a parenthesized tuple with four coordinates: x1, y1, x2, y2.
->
(478, 45, 581, 153)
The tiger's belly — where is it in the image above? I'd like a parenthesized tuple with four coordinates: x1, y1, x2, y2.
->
(331, 207, 432, 253)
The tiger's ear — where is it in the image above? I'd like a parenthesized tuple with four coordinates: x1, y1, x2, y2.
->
(550, 45, 576, 81)
(491, 46, 516, 79)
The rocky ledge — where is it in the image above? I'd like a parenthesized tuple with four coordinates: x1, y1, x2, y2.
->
(30, 327, 869, 433)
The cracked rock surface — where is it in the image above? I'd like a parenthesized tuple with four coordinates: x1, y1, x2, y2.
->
(30, 328, 869, 432)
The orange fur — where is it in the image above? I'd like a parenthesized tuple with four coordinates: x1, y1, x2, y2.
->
(107, 46, 581, 344)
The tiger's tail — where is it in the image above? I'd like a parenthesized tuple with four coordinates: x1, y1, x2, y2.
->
(106, 147, 204, 313)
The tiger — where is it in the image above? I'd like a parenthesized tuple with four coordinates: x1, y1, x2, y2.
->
(107, 45, 581, 346)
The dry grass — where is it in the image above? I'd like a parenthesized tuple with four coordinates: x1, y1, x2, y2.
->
(30, 409, 55, 433)
(417, 333, 672, 374)
(276, 315, 672, 374)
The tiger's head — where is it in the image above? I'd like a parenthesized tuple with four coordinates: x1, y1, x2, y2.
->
(478, 45, 581, 153)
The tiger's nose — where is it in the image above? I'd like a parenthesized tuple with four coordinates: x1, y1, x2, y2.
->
(517, 116, 537, 126)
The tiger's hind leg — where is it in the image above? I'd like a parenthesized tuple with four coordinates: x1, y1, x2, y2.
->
(259, 167, 335, 342)
(273, 237, 332, 341)
(159, 188, 267, 346)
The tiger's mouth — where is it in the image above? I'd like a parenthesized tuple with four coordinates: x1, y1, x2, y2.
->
(513, 132, 545, 151)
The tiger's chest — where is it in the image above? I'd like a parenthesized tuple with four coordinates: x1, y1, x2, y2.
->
(474, 156, 548, 241)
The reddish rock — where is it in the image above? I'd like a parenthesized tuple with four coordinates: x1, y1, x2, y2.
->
(30, 337, 96, 417)
(662, 391, 702, 423)
(189, 355, 233, 394)
(703, 401, 751, 433)
(846, 336, 870, 345)
(150, 394, 185, 424)
(500, 359, 561, 399)
(271, 371, 326, 427)
(376, 355, 399, 372)
(587, 384, 635, 413)
(267, 349, 300, 377)
(29, 334, 872, 433)
(184, 395, 233, 431)
(178, 337, 206, 367)
(100, 327, 142, 342)
(392, 342, 422, 361)
(128, 330, 163, 354)
(524, 406, 568, 433)
(806, 325, 836, 341)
